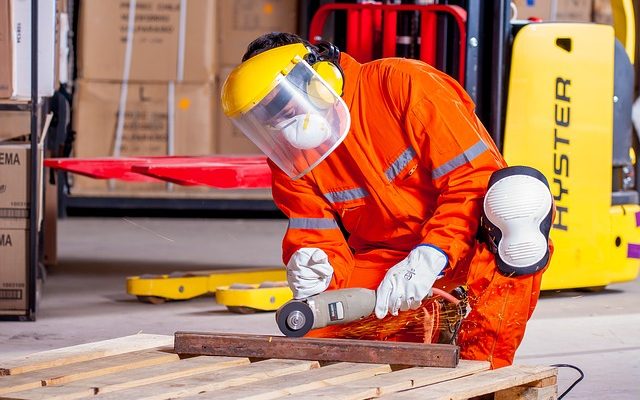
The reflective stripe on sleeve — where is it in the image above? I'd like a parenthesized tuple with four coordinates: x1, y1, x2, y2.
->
(324, 187, 368, 204)
(288, 218, 340, 230)
(432, 140, 488, 180)
(385, 147, 417, 182)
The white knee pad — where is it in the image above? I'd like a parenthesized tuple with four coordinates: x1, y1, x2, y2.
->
(481, 166, 553, 277)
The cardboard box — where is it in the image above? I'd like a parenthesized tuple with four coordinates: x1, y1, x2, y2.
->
(512, 0, 553, 20)
(0, 224, 28, 312)
(0, 110, 30, 141)
(218, 0, 298, 65)
(10, 0, 56, 99)
(78, 0, 216, 82)
(215, 66, 261, 154)
(556, 0, 592, 22)
(513, 0, 592, 22)
(0, 0, 11, 98)
(72, 79, 215, 192)
(593, 0, 613, 24)
(0, 142, 43, 219)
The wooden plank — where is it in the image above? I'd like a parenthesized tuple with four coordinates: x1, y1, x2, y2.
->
(175, 332, 459, 368)
(301, 360, 490, 400)
(178, 362, 393, 400)
(3, 356, 249, 400)
(386, 365, 558, 399)
(92, 359, 319, 400)
(0, 334, 173, 376)
(0, 348, 177, 397)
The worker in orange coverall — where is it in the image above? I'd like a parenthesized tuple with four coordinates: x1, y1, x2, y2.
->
(221, 32, 554, 369)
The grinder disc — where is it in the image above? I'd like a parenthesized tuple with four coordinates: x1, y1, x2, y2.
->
(276, 300, 314, 337)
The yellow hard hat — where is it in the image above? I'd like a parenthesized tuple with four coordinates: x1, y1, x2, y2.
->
(221, 42, 344, 117)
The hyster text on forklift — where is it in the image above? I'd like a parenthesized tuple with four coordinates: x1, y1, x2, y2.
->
(552, 76, 570, 232)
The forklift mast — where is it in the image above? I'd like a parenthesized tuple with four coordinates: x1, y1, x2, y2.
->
(300, 0, 513, 149)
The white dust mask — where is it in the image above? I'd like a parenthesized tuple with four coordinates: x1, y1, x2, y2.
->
(276, 113, 332, 150)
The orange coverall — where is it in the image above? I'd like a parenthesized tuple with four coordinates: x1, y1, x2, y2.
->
(270, 53, 547, 368)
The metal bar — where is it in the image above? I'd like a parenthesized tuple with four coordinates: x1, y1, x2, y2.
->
(382, 10, 397, 58)
(62, 196, 278, 212)
(174, 332, 459, 368)
(488, 0, 511, 151)
(345, 9, 361, 58)
(464, 0, 481, 105)
(359, 7, 374, 61)
(27, 0, 38, 321)
(396, 5, 412, 58)
(420, 12, 437, 66)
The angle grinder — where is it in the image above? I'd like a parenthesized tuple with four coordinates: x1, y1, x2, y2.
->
(275, 286, 466, 338)
(275, 288, 376, 337)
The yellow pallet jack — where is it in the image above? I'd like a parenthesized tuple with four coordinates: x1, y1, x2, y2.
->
(127, 268, 287, 309)
(216, 282, 293, 314)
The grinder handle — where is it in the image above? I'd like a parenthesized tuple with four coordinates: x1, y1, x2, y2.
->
(307, 288, 377, 329)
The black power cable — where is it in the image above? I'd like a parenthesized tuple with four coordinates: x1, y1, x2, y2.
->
(550, 364, 585, 399)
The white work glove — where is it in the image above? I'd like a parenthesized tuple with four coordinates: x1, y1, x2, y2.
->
(286, 248, 334, 299)
(374, 245, 447, 319)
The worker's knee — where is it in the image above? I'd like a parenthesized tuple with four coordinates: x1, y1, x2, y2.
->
(480, 166, 553, 277)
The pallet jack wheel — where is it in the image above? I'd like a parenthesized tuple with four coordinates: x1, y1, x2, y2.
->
(226, 306, 258, 314)
(137, 295, 168, 305)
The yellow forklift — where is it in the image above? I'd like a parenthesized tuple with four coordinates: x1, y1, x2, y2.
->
(501, 0, 640, 290)
(129, 0, 640, 311)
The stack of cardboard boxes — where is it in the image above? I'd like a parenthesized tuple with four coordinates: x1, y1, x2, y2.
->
(215, 0, 298, 154)
(1, 0, 57, 315)
(0, 142, 42, 314)
(73, 0, 218, 193)
(72, 0, 298, 195)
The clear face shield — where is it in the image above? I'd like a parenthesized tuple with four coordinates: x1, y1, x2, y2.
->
(229, 58, 351, 180)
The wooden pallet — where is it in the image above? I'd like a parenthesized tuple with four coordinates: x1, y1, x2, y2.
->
(0, 334, 558, 400)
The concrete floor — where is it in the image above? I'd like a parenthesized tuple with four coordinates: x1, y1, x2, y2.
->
(1, 217, 639, 399)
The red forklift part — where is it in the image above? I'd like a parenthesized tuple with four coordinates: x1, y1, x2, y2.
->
(45, 155, 272, 189)
(347, 3, 382, 62)
(382, 9, 397, 58)
(308, 3, 467, 86)
(421, 12, 438, 67)
(132, 159, 271, 189)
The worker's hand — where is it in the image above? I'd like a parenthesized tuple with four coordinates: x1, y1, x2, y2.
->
(374, 245, 447, 319)
(286, 247, 334, 299)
